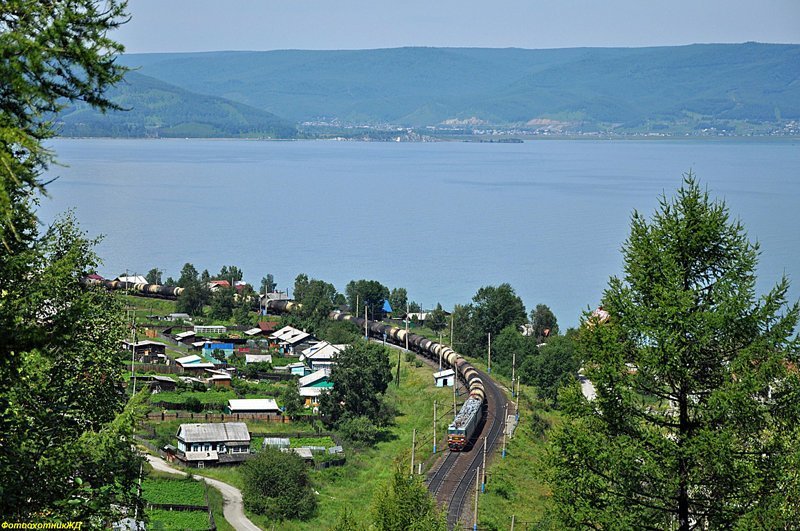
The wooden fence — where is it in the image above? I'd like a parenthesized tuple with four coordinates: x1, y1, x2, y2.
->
(144, 411, 290, 423)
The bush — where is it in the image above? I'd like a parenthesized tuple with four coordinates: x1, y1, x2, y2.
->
(338, 415, 378, 447)
(241, 447, 317, 521)
(405, 351, 415, 363)
(184, 397, 202, 413)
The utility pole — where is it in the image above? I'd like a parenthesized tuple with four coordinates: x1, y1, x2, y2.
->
(450, 312, 454, 347)
(473, 466, 480, 531)
(488, 332, 492, 374)
(396, 349, 401, 388)
(502, 402, 508, 458)
(410, 428, 416, 476)
(516, 379, 521, 421)
(511, 350, 516, 397)
(433, 400, 437, 454)
(482, 436, 487, 492)
(405, 303, 409, 351)
(453, 376, 458, 421)
(364, 305, 368, 340)
(511, 515, 515, 531)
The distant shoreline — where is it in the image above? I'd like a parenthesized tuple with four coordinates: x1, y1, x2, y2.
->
(53, 135, 800, 143)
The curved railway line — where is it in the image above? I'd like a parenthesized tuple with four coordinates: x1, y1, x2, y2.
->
(428, 367, 507, 529)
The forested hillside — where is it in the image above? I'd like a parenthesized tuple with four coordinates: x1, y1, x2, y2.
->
(59, 43, 800, 136)
(57, 71, 297, 138)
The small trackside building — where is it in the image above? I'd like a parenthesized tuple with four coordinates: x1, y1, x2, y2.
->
(433, 368, 455, 387)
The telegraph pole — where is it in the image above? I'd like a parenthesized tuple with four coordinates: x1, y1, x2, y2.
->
(405, 303, 409, 351)
(364, 305, 368, 340)
(487, 332, 492, 374)
(515, 379, 521, 421)
(502, 402, 508, 458)
(511, 350, 516, 397)
(433, 400, 437, 454)
(453, 376, 458, 420)
(450, 312, 454, 347)
(511, 515, 516, 531)
(410, 428, 416, 476)
(482, 436, 487, 492)
(473, 466, 480, 531)
(396, 349, 401, 388)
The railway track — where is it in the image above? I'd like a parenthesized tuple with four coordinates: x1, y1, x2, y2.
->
(427, 367, 507, 529)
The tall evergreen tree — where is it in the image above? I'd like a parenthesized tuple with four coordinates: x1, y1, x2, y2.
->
(548, 176, 800, 529)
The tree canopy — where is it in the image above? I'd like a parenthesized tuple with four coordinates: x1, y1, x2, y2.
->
(548, 176, 800, 529)
(371, 468, 447, 531)
(455, 283, 527, 359)
(0, 0, 142, 522)
(241, 447, 317, 521)
(530, 303, 559, 342)
(346, 279, 390, 320)
(426, 302, 448, 333)
(319, 341, 393, 431)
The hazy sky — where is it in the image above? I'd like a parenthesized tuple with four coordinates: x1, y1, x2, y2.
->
(116, 0, 800, 53)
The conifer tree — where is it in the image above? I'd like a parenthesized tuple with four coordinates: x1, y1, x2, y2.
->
(548, 176, 800, 529)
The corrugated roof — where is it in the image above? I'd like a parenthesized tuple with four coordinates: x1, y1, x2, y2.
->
(244, 328, 262, 336)
(301, 341, 343, 360)
(175, 354, 202, 364)
(298, 368, 330, 388)
(228, 399, 279, 412)
(245, 354, 273, 364)
(269, 325, 312, 344)
(175, 331, 196, 340)
(433, 369, 455, 379)
(177, 422, 250, 443)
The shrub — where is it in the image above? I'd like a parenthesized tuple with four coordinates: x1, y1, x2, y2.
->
(241, 447, 316, 521)
(338, 415, 378, 447)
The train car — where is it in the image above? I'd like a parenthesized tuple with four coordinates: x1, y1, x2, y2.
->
(448, 395, 484, 451)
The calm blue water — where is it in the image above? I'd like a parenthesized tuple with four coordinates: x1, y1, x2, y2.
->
(40, 138, 800, 328)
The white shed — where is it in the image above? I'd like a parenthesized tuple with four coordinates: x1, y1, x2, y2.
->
(433, 368, 455, 387)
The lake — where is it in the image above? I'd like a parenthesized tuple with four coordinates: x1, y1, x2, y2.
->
(40, 138, 800, 328)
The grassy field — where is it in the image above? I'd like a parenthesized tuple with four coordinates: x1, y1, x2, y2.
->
(147, 508, 210, 530)
(142, 476, 206, 505)
(477, 390, 559, 530)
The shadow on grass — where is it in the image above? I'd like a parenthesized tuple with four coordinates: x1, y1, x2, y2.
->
(375, 429, 399, 444)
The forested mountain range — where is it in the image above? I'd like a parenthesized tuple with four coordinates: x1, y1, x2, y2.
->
(58, 43, 800, 137)
(57, 71, 297, 138)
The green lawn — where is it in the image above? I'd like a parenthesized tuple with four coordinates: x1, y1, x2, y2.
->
(477, 388, 559, 530)
(147, 509, 211, 530)
(142, 477, 206, 505)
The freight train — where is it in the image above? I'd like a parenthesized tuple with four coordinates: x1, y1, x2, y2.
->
(82, 277, 488, 451)
(324, 308, 486, 451)
(81, 278, 185, 298)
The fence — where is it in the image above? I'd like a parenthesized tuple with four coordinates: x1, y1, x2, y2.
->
(144, 411, 290, 423)
(134, 363, 185, 375)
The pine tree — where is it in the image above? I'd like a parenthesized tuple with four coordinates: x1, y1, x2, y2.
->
(548, 175, 800, 529)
